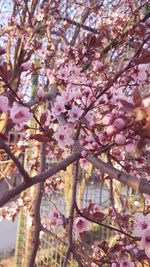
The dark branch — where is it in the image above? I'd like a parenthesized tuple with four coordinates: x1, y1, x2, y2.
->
(0, 152, 80, 207)
(0, 138, 30, 183)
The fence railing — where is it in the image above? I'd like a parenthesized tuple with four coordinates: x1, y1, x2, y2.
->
(15, 181, 117, 267)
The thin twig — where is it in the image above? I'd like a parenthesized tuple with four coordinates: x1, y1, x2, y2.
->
(0, 138, 30, 183)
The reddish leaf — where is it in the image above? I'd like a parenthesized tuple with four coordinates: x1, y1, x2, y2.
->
(0, 47, 6, 56)
(120, 99, 134, 110)
(109, 243, 122, 253)
(133, 88, 142, 107)
(92, 212, 105, 222)
(0, 132, 8, 141)
(30, 134, 47, 142)
(134, 52, 150, 65)
(2, 62, 8, 81)
(40, 113, 47, 126)
(46, 128, 54, 138)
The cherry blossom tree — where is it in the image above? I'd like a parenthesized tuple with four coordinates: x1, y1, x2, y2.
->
(0, 0, 150, 266)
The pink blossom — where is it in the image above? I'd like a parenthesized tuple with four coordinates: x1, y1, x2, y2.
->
(50, 210, 63, 225)
(140, 229, 150, 258)
(70, 87, 82, 100)
(85, 112, 94, 124)
(133, 64, 148, 83)
(17, 91, 24, 100)
(93, 61, 103, 72)
(50, 210, 59, 223)
(37, 88, 45, 100)
(125, 143, 136, 153)
(114, 134, 126, 145)
(53, 125, 74, 149)
(133, 201, 140, 208)
(69, 64, 80, 78)
(81, 150, 88, 158)
(137, 64, 148, 82)
(142, 96, 150, 108)
(80, 158, 89, 170)
(21, 61, 32, 71)
(142, 96, 150, 116)
(106, 125, 117, 136)
(102, 114, 114, 125)
(133, 213, 150, 237)
(73, 217, 90, 234)
(119, 259, 135, 267)
(57, 67, 70, 81)
(10, 106, 33, 125)
(113, 118, 125, 130)
(61, 90, 73, 103)
(93, 203, 101, 213)
(68, 105, 83, 122)
(44, 110, 53, 126)
(0, 95, 9, 113)
(99, 132, 107, 142)
(52, 96, 66, 116)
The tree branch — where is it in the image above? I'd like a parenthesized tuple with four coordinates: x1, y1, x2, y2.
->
(63, 161, 79, 267)
(0, 138, 30, 183)
(59, 17, 99, 35)
(0, 152, 80, 207)
(75, 143, 150, 195)
(27, 143, 46, 267)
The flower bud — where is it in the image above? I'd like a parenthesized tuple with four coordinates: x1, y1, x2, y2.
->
(114, 134, 126, 145)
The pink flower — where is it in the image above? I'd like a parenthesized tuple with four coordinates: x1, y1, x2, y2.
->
(133, 213, 150, 237)
(21, 61, 32, 71)
(125, 143, 136, 153)
(81, 150, 88, 158)
(50, 210, 59, 223)
(93, 203, 101, 213)
(68, 105, 83, 122)
(142, 96, 150, 109)
(102, 113, 114, 125)
(114, 134, 126, 145)
(70, 87, 82, 99)
(85, 112, 94, 124)
(80, 158, 89, 170)
(50, 210, 63, 226)
(133, 64, 148, 83)
(106, 125, 117, 136)
(140, 229, 150, 258)
(57, 67, 70, 81)
(10, 106, 33, 125)
(37, 88, 45, 100)
(113, 118, 125, 130)
(73, 217, 90, 234)
(119, 259, 135, 267)
(93, 61, 103, 72)
(137, 64, 148, 82)
(53, 125, 74, 149)
(0, 95, 9, 113)
(44, 110, 53, 126)
(52, 96, 66, 116)
(61, 90, 73, 103)
(133, 201, 140, 208)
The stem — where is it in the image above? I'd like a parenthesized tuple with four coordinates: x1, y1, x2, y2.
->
(27, 143, 46, 267)
(0, 138, 30, 183)
(63, 161, 79, 267)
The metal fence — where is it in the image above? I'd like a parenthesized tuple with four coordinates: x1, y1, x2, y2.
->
(15, 171, 117, 267)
